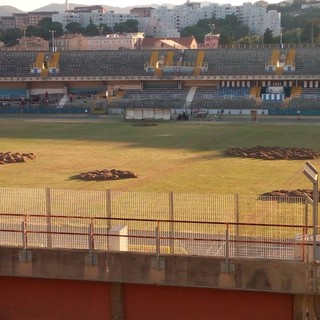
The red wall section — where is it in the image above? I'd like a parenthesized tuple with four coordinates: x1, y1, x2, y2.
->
(0, 277, 110, 320)
(0, 277, 293, 320)
(124, 284, 293, 320)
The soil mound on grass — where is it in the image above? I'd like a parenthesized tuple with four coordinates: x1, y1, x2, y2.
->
(75, 169, 138, 181)
(260, 189, 314, 198)
(225, 146, 320, 160)
(0, 152, 36, 164)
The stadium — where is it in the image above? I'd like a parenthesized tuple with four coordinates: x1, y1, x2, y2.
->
(1, 47, 320, 319)
(0, 46, 320, 118)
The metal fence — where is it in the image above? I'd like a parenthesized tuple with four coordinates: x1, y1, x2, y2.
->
(0, 187, 314, 261)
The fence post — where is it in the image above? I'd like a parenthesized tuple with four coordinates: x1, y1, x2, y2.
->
(155, 221, 160, 259)
(302, 226, 306, 262)
(225, 223, 230, 263)
(106, 189, 112, 229)
(19, 216, 32, 263)
(21, 218, 27, 250)
(235, 194, 239, 258)
(220, 223, 234, 275)
(106, 189, 112, 251)
(305, 199, 309, 234)
(45, 187, 52, 248)
(169, 191, 174, 254)
(86, 219, 97, 266)
(88, 220, 94, 253)
(151, 220, 165, 270)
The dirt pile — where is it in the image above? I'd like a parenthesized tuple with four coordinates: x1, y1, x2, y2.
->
(225, 146, 320, 160)
(260, 189, 320, 202)
(0, 152, 36, 164)
(260, 189, 315, 199)
(75, 169, 138, 181)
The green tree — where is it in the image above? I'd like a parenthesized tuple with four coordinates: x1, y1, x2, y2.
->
(25, 25, 38, 37)
(28, 18, 64, 40)
(65, 22, 85, 34)
(84, 23, 100, 36)
(114, 19, 139, 33)
(180, 26, 207, 43)
(263, 28, 274, 44)
(98, 24, 112, 35)
(37, 17, 53, 29)
(181, 14, 249, 44)
(1, 28, 22, 46)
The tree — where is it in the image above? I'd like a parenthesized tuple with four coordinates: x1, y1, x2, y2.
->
(26, 18, 64, 40)
(25, 25, 38, 37)
(37, 17, 54, 29)
(65, 22, 85, 34)
(181, 14, 249, 44)
(180, 26, 207, 43)
(84, 23, 100, 36)
(1, 28, 22, 46)
(263, 28, 274, 44)
(113, 19, 139, 33)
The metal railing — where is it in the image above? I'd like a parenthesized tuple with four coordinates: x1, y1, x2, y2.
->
(0, 212, 313, 262)
(0, 187, 315, 261)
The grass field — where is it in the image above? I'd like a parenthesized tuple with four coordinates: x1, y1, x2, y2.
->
(0, 115, 319, 195)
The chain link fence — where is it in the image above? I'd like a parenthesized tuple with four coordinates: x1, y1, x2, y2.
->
(0, 187, 313, 261)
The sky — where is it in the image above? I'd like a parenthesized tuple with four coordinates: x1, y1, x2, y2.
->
(0, 0, 281, 12)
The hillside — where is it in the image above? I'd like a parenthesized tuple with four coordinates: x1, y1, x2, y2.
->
(33, 3, 131, 13)
(0, 5, 23, 16)
(0, 3, 171, 15)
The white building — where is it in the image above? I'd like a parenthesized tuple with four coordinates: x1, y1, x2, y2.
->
(88, 33, 144, 50)
(52, 2, 281, 38)
(144, 15, 180, 38)
(53, 9, 146, 33)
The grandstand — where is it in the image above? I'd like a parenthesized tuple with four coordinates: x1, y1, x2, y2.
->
(0, 47, 320, 116)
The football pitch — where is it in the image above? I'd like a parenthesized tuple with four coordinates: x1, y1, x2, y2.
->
(0, 115, 319, 195)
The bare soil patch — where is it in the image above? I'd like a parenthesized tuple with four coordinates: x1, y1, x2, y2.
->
(225, 146, 320, 160)
(0, 152, 36, 164)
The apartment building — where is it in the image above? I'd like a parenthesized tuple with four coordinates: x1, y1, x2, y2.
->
(0, 12, 58, 31)
(54, 33, 144, 50)
(0, 1, 281, 39)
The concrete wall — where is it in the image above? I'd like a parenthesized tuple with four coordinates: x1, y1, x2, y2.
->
(0, 247, 318, 319)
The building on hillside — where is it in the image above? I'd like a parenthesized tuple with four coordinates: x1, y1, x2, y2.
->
(51, 2, 281, 38)
(144, 15, 180, 38)
(0, 36, 49, 51)
(12, 13, 29, 30)
(277, 1, 292, 7)
(149, 39, 188, 50)
(241, 2, 281, 36)
(0, 16, 15, 31)
(302, 1, 320, 9)
(55, 33, 144, 50)
(87, 33, 144, 50)
(253, 1, 269, 7)
(0, 12, 58, 31)
(130, 7, 154, 17)
(15, 12, 58, 30)
(185, 0, 201, 10)
(55, 34, 89, 51)
(20, 36, 49, 51)
(203, 33, 220, 48)
(72, 5, 106, 13)
(141, 36, 197, 49)
(53, 9, 144, 33)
